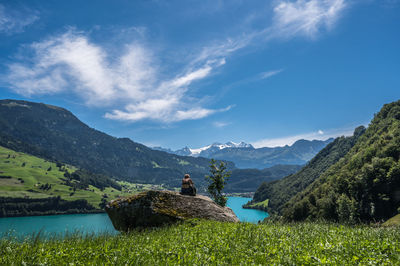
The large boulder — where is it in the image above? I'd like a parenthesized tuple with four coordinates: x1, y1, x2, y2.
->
(105, 190, 239, 231)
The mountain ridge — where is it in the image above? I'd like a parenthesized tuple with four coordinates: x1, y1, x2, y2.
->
(153, 141, 254, 157)
(282, 100, 400, 222)
(0, 99, 213, 188)
(154, 138, 334, 169)
(245, 126, 365, 214)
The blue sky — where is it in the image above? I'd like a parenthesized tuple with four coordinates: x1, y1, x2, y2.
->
(0, 0, 399, 149)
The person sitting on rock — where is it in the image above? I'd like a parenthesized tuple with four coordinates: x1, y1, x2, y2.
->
(180, 174, 196, 196)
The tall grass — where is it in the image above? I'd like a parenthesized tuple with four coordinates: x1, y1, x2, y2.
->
(1, 220, 399, 265)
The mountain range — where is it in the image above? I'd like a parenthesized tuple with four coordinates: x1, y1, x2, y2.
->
(0, 99, 301, 192)
(154, 141, 253, 157)
(154, 139, 333, 169)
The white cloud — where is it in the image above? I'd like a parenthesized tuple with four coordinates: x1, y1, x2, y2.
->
(167, 65, 212, 90)
(6, 29, 232, 123)
(272, 0, 347, 38)
(8, 31, 155, 105)
(104, 60, 231, 122)
(0, 4, 39, 34)
(251, 126, 354, 148)
(260, 69, 284, 79)
(106, 104, 233, 123)
(193, 38, 248, 66)
(174, 108, 219, 121)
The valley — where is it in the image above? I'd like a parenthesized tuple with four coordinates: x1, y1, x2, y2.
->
(0, 145, 167, 216)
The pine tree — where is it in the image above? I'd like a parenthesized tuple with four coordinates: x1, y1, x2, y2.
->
(205, 159, 231, 207)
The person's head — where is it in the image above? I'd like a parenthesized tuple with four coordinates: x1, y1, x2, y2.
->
(184, 174, 190, 179)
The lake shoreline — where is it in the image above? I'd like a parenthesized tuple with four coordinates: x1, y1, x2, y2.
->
(0, 192, 258, 218)
(0, 209, 105, 219)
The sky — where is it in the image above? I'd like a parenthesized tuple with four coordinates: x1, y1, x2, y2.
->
(0, 0, 399, 150)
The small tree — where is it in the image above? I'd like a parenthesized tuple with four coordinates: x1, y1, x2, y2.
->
(205, 159, 231, 207)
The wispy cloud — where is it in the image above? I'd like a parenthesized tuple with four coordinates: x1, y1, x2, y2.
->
(193, 0, 348, 92)
(0, 4, 39, 34)
(271, 0, 347, 39)
(206, 0, 348, 50)
(259, 69, 284, 79)
(251, 126, 355, 148)
(7, 31, 154, 105)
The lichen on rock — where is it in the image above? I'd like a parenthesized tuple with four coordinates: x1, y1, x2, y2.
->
(105, 190, 239, 231)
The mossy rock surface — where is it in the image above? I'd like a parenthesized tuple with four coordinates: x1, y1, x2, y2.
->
(382, 214, 400, 227)
(105, 190, 239, 231)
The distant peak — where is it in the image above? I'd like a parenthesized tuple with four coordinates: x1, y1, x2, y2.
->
(211, 142, 223, 146)
(0, 99, 71, 115)
(291, 138, 334, 148)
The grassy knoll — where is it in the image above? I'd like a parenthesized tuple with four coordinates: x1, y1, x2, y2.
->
(1, 220, 399, 265)
(0, 146, 166, 209)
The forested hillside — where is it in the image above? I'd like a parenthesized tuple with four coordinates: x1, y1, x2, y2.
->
(282, 100, 400, 223)
(245, 126, 365, 213)
(0, 100, 214, 188)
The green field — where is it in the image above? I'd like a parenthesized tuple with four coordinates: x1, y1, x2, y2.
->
(1, 220, 399, 265)
(246, 198, 269, 209)
(0, 146, 167, 208)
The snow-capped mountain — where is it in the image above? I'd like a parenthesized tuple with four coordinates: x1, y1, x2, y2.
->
(153, 139, 334, 169)
(189, 141, 253, 157)
(154, 141, 254, 157)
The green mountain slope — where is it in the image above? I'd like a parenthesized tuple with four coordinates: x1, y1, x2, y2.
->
(282, 100, 400, 222)
(0, 145, 140, 216)
(245, 126, 365, 213)
(0, 99, 215, 188)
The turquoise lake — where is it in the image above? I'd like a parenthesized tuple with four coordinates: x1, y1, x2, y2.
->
(0, 197, 268, 237)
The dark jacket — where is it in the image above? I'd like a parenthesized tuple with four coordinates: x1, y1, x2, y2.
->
(181, 177, 196, 196)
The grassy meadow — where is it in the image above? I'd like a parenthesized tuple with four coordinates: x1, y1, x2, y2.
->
(246, 199, 269, 209)
(0, 146, 166, 208)
(1, 220, 399, 265)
